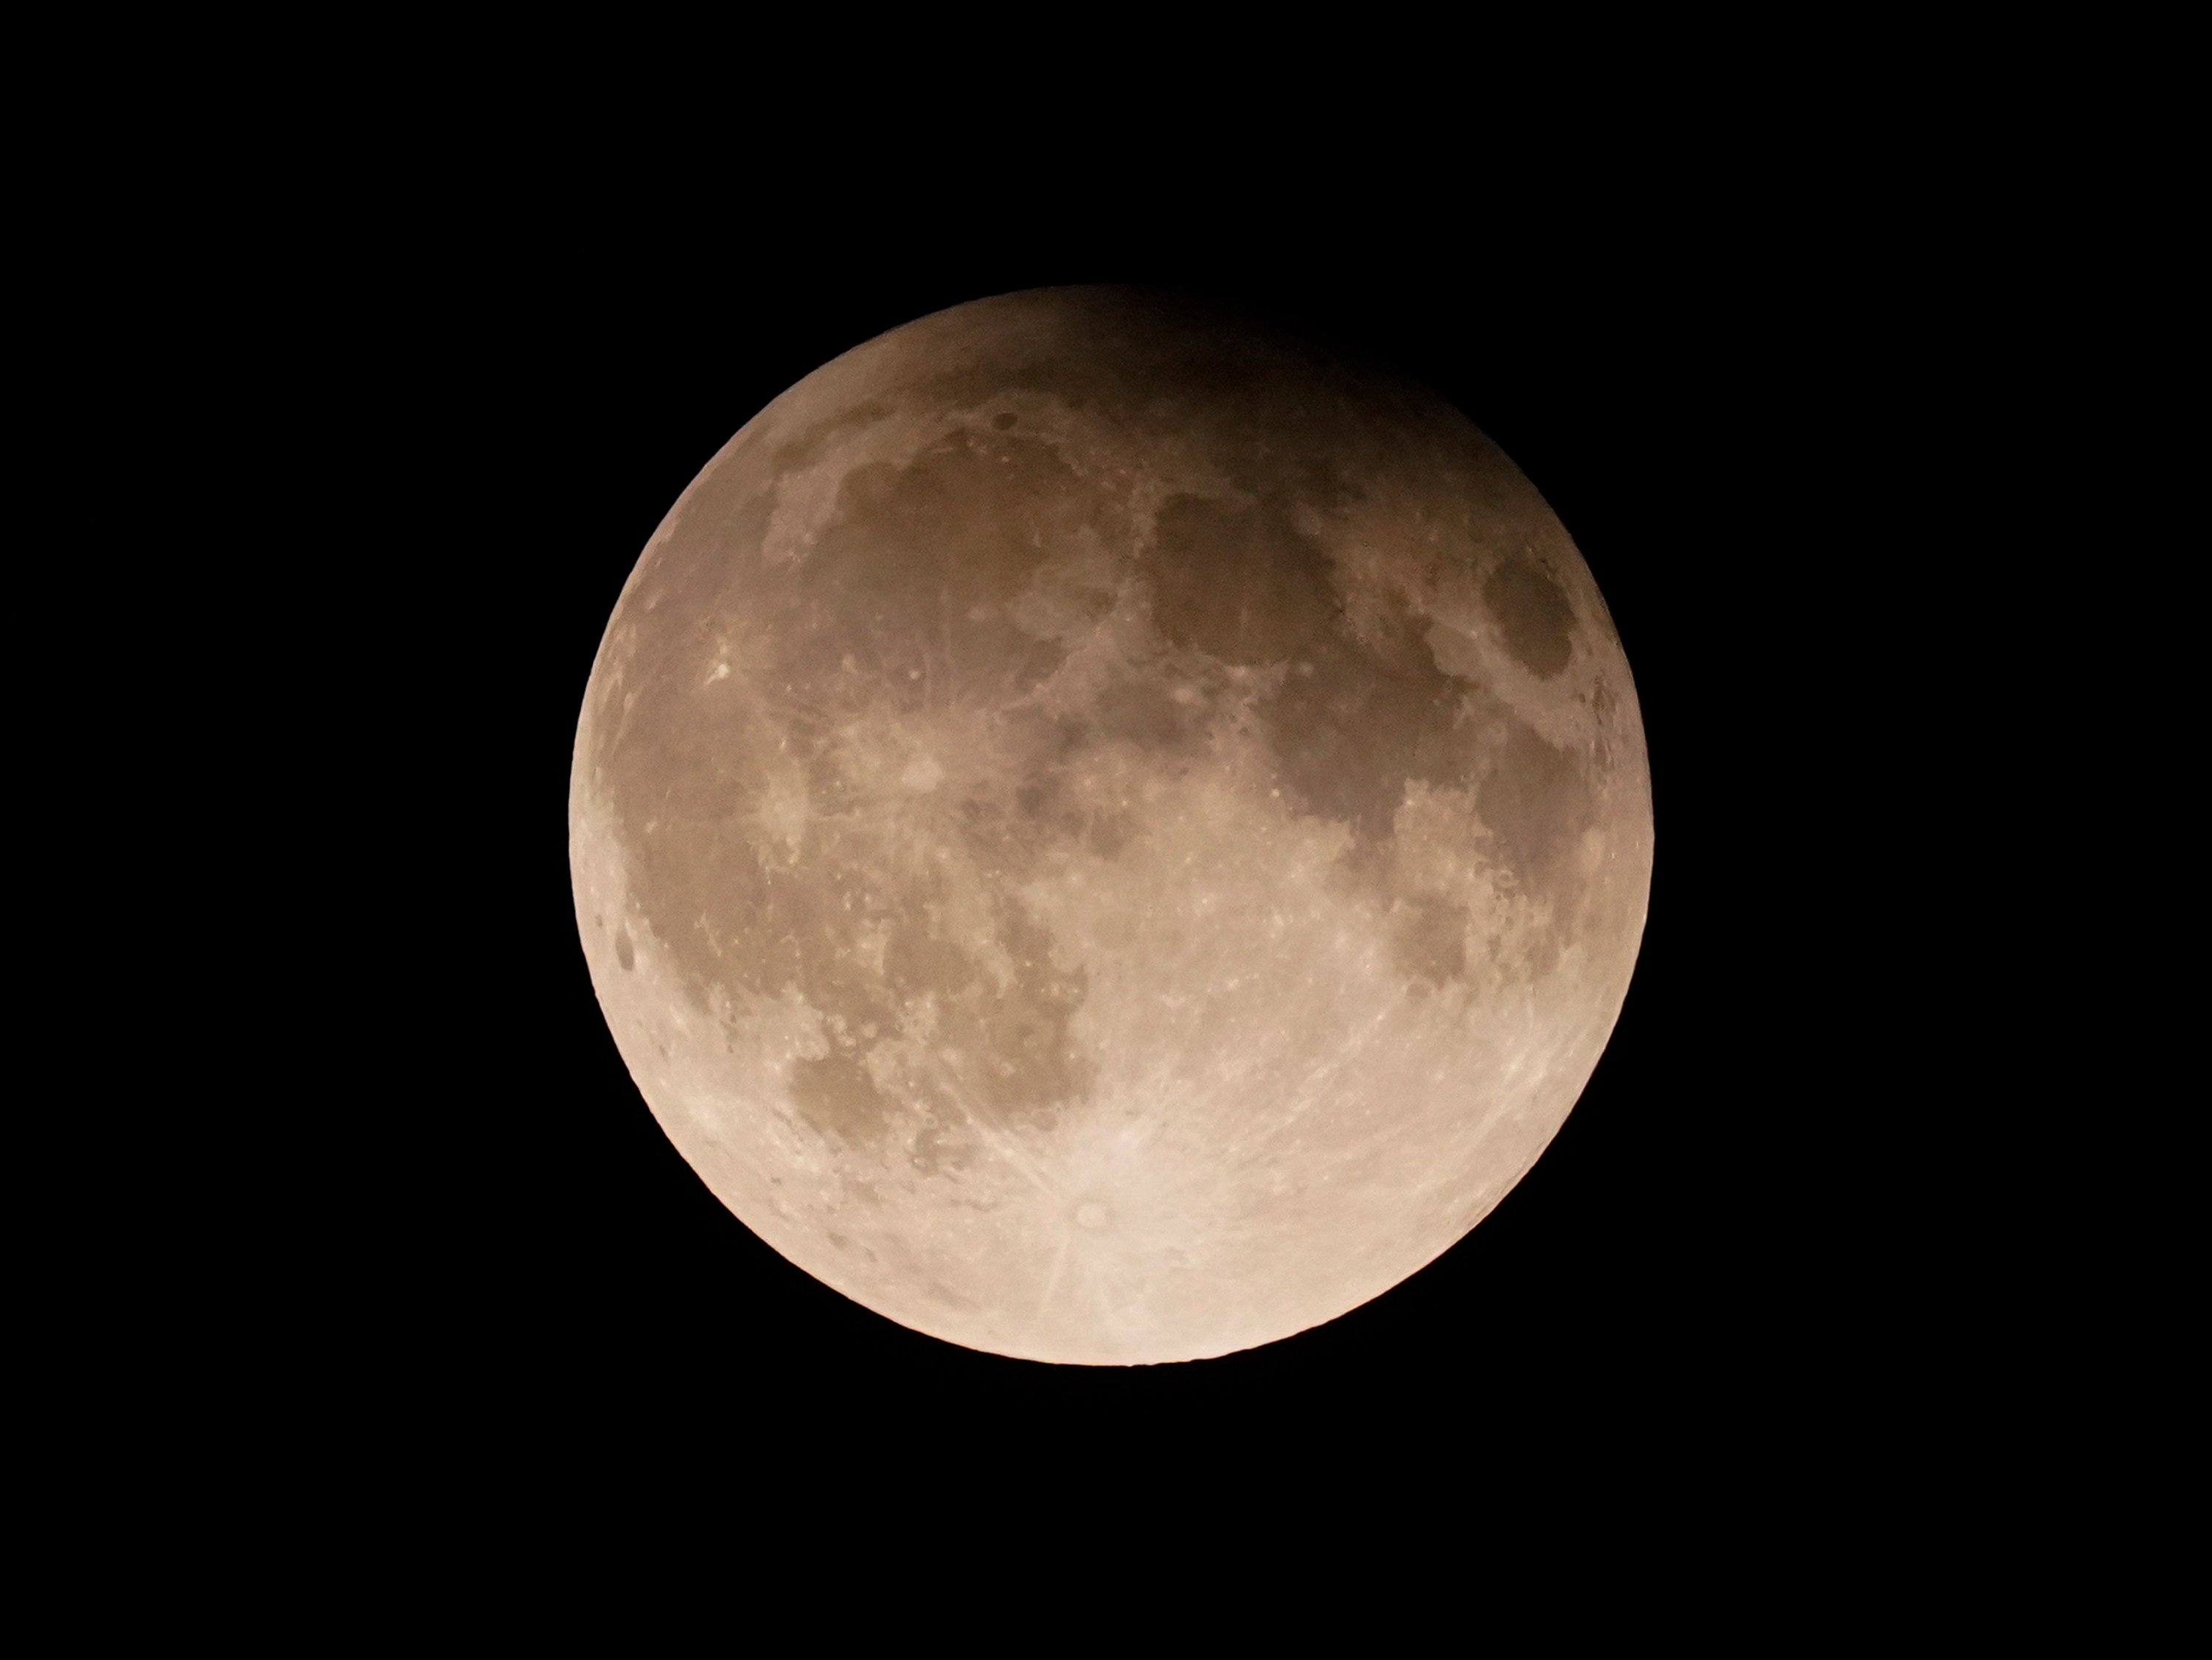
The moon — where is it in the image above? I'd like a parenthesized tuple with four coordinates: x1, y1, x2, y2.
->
(569, 287, 1651, 1364)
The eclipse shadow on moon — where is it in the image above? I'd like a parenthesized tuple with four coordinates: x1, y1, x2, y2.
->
(570, 287, 1652, 1364)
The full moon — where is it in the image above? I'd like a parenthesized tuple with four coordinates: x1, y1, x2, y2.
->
(570, 288, 1651, 1364)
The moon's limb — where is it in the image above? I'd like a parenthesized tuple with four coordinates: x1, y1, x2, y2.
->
(570, 287, 1651, 1364)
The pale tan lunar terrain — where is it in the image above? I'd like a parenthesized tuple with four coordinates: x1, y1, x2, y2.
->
(569, 288, 1652, 1364)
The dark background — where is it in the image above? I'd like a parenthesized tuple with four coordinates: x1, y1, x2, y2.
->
(372, 187, 1876, 1486)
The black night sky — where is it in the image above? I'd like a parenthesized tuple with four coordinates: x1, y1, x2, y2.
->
(370, 180, 1875, 1489)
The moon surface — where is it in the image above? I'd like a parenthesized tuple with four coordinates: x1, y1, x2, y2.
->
(570, 287, 1651, 1364)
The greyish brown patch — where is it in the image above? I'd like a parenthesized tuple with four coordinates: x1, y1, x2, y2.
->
(1085, 809, 1137, 858)
(1259, 591, 1474, 848)
(792, 1050, 897, 1146)
(1388, 895, 1469, 988)
(792, 428, 1110, 705)
(1476, 718, 1595, 908)
(611, 768, 1096, 1151)
(1144, 492, 1339, 667)
(1091, 674, 1203, 753)
(1484, 548, 1576, 679)
(849, 901, 1095, 1147)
